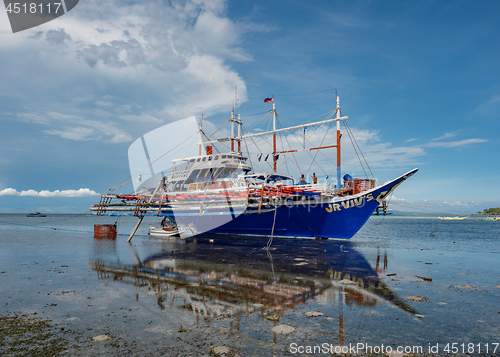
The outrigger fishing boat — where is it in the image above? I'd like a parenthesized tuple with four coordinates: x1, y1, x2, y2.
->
(91, 95, 417, 240)
(438, 216, 469, 220)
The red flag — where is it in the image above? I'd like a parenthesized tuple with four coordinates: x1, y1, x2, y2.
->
(264, 97, 274, 103)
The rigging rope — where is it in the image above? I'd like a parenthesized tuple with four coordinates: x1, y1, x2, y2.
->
(306, 120, 333, 174)
(275, 114, 330, 177)
(343, 121, 375, 179)
(342, 121, 368, 179)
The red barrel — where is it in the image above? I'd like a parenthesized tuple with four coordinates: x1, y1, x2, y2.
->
(94, 224, 117, 239)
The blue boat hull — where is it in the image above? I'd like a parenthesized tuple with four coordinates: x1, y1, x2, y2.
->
(170, 169, 417, 239)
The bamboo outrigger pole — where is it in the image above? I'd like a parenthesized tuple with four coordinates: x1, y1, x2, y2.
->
(127, 216, 144, 243)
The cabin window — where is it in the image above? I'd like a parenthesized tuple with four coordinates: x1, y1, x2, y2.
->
(208, 156, 212, 161)
(221, 155, 226, 159)
(219, 167, 232, 178)
(203, 168, 212, 182)
(196, 158, 201, 162)
(202, 157, 206, 162)
(214, 155, 219, 160)
(206, 168, 213, 181)
(173, 182, 182, 191)
(184, 170, 199, 184)
(196, 169, 208, 182)
(212, 167, 223, 180)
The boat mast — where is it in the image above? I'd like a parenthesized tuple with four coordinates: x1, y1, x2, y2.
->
(230, 109, 234, 152)
(336, 94, 342, 189)
(237, 113, 241, 153)
(233, 87, 238, 152)
(273, 101, 277, 172)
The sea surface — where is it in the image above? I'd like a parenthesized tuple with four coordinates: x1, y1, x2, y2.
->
(0, 213, 499, 356)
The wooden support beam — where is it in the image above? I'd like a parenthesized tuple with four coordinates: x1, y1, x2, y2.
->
(258, 183, 265, 213)
(127, 216, 144, 243)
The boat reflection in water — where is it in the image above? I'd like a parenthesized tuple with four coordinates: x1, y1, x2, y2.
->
(90, 236, 418, 345)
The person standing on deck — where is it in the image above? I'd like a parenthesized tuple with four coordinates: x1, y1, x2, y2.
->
(299, 174, 306, 183)
(312, 173, 318, 184)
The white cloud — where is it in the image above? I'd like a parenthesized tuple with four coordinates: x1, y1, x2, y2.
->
(163, 54, 247, 119)
(426, 138, 488, 148)
(2, 0, 252, 143)
(475, 94, 500, 116)
(431, 130, 461, 141)
(0, 188, 100, 197)
(117, 114, 162, 124)
(43, 127, 97, 141)
(19, 111, 134, 143)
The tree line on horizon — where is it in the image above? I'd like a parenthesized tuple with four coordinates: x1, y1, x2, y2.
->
(479, 207, 500, 215)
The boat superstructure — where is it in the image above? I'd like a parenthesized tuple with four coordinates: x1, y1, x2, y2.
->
(91, 94, 417, 240)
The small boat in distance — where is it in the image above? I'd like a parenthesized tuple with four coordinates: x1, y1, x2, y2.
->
(438, 216, 469, 220)
(481, 217, 500, 221)
(148, 224, 189, 238)
(27, 212, 46, 217)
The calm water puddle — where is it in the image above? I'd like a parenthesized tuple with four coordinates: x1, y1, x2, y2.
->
(1, 214, 499, 356)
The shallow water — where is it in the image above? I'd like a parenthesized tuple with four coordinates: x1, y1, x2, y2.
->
(1, 213, 499, 356)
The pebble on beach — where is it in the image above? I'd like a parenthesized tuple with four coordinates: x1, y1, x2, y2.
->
(93, 335, 111, 342)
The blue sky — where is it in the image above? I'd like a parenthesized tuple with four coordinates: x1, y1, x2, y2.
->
(0, 0, 499, 213)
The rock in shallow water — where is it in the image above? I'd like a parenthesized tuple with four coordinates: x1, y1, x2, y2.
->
(93, 334, 111, 341)
(406, 296, 428, 302)
(272, 324, 295, 335)
(304, 311, 324, 317)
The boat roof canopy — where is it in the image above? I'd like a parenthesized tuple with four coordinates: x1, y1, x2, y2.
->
(244, 172, 294, 182)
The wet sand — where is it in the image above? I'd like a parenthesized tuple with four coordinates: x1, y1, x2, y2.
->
(1, 214, 499, 356)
